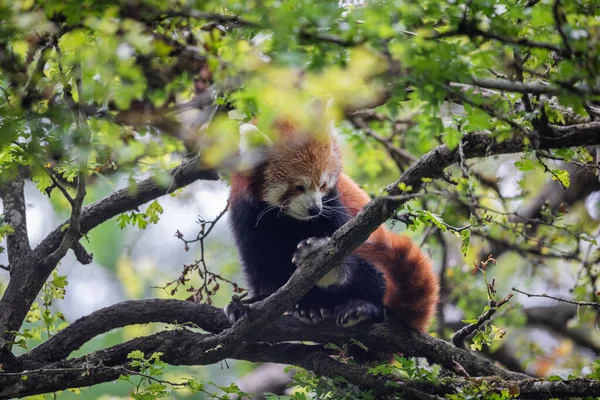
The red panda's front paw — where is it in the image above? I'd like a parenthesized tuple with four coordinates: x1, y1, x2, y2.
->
(334, 300, 384, 327)
(292, 237, 345, 288)
(224, 293, 269, 325)
(291, 303, 333, 324)
(291, 237, 331, 266)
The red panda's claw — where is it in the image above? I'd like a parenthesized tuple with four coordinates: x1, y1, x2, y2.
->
(334, 300, 384, 327)
(320, 307, 333, 319)
(291, 304, 333, 324)
(309, 309, 322, 322)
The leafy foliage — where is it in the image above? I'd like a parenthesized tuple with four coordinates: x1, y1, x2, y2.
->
(0, 0, 599, 398)
(10, 270, 68, 353)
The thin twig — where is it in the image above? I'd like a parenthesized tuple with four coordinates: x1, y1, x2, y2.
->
(162, 207, 243, 303)
(553, 0, 573, 57)
(44, 168, 75, 206)
(513, 288, 600, 308)
(535, 152, 568, 190)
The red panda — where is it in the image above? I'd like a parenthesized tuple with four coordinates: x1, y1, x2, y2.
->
(226, 118, 439, 332)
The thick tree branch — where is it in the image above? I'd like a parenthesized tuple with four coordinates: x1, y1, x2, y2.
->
(0, 169, 31, 360)
(23, 299, 230, 364)
(18, 300, 528, 381)
(3, 331, 337, 399)
(7, 333, 444, 400)
(0, 169, 31, 264)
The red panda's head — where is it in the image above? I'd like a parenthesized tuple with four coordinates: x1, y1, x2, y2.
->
(237, 120, 342, 221)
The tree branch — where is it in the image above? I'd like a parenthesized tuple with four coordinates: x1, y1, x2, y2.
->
(434, 26, 575, 57)
(467, 77, 596, 96)
(23, 299, 230, 364)
(0, 169, 31, 360)
(452, 292, 513, 348)
(145, 9, 259, 28)
(43, 62, 89, 268)
(513, 288, 600, 308)
(18, 300, 528, 381)
(0, 169, 31, 265)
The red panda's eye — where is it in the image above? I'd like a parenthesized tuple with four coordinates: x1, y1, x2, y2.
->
(320, 183, 327, 191)
(296, 185, 305, 192)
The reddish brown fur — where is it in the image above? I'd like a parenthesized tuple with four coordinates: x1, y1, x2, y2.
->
(263, 135, 342, 195)
(337, 174, 389, 244)
(233, 119, 439, 332)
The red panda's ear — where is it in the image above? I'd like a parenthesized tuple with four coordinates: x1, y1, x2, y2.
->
(238, 123, 273, 171)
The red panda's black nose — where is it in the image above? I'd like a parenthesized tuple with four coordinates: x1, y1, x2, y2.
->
(308, 206, 321, 216)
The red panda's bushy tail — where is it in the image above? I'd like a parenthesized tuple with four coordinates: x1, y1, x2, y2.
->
(355, 235, 439, 332)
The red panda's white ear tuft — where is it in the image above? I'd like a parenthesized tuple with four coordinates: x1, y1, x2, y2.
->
(327, 121, 338, 138)
(238, 123, 273, 170)
(323, 98, 339, 139)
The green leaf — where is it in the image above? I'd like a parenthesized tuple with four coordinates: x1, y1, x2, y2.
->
(551, 169, 570, 188)
(444, 127, 462, 150)
(515, 159, 535, 171)
(460, 229, 471, 256)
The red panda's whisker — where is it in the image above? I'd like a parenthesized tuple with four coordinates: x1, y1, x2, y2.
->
(322, 205, 347, 209)
(323, 194, 341, 204)
(322, 204, 347, 210)
(255, 205, 279, 227)
(277, 199, 293, 219)
(322, 206, 349, 217)
(319, 211, 334, 223)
